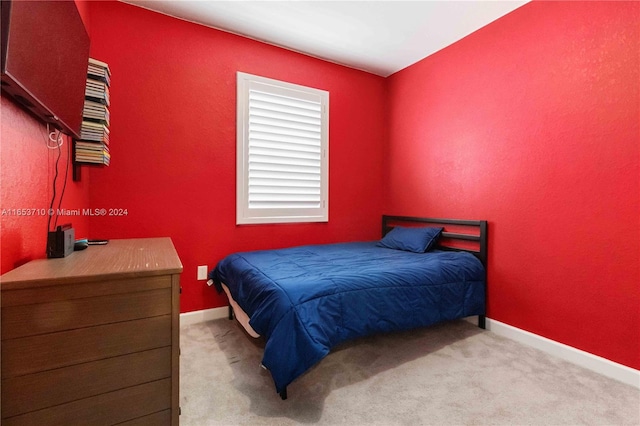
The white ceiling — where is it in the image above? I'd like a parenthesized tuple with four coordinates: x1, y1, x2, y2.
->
(124, 1, 528, 77)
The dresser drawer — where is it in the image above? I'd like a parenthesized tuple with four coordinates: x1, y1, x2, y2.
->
(2, 315, 171, 377)
(2, 378, 172, 426)
(1, 275, 172, 308)
(2, 347, 172, 418)
(2, 287, 171, 339)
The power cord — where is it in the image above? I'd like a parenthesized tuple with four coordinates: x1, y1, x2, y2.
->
(45, 124, 70, 232)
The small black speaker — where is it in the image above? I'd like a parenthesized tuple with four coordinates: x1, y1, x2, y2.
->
(47, 224, 75, 258)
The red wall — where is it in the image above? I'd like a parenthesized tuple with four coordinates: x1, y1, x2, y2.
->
(84, 2, 387, 313)
(0, 0, 92, 273)
(0, 98, 91, 273)
(386, 1, 639, 369)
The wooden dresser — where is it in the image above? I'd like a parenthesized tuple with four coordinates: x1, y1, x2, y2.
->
(1, 238, 182, 425)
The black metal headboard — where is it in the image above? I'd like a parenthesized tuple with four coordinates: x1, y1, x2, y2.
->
(381, 215, 488, 267)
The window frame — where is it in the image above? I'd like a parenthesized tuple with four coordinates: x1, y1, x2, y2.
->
(236, 72, 329, 225)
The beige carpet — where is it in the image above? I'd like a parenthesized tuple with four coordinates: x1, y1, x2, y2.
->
(180, 318, 639, 425)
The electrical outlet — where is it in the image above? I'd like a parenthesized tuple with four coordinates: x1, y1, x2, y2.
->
(197, 265, 208, 281)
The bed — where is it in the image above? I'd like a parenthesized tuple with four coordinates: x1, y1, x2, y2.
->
(208, 215, 487, 399)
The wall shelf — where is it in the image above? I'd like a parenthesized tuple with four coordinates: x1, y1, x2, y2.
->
(73, 58, 111, 181)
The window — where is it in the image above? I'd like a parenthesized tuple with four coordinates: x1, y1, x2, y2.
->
(236, 72, 329, 224)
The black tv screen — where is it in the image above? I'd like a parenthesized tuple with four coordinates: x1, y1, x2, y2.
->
(1, 0, 90, 139)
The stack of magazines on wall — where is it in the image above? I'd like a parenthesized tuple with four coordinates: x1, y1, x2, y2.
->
(75, 58, 111, 166)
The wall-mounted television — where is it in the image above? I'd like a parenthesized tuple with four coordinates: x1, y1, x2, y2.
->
(1, 0, 90, 139)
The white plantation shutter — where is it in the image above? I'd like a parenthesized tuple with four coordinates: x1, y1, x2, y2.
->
(237, 73, 329, 224)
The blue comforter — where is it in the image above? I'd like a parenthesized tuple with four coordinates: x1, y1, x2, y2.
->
(210, 242, 485, 394)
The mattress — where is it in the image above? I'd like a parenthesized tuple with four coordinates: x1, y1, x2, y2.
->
(220, 282, 260, 338)
(210, 241, 485, 394)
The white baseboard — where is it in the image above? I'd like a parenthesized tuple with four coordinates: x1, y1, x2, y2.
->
(485, 318, 640, 390)
(180, 306, 229, 326)
(183, 310, 639, 389)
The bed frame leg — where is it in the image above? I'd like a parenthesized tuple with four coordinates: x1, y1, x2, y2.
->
(478, 315, 486, 329)
(279, 387, 288, 400)
(228, 305, 234, 320)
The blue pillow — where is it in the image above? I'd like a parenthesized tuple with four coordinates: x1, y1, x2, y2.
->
(376, 226, 443, 253)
